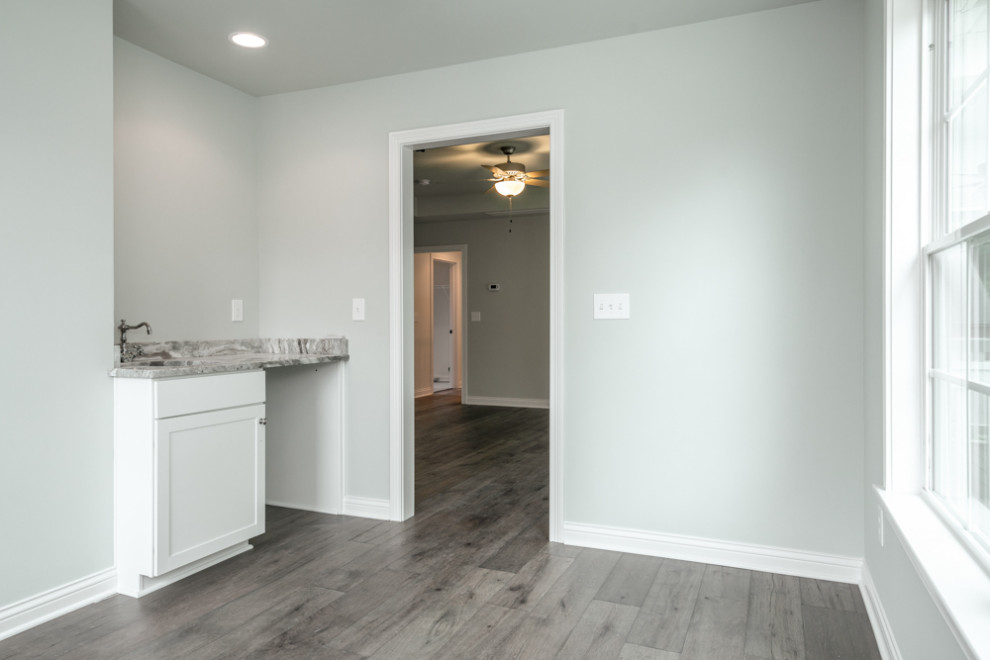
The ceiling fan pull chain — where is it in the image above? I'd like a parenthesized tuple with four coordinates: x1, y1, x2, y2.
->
(509, 196, 513, 233)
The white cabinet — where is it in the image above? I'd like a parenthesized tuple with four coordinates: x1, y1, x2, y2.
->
(154, 403, 265, 574)
(114, 371, 266, 597)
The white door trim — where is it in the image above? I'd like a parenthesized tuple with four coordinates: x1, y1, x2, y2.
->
(388, 110, 564, 541)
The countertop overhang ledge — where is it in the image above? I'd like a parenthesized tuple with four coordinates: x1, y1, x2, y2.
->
(109, 337, 348, 379)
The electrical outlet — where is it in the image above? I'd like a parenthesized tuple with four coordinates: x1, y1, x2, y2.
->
(231, 299, 243, 322)
(352, 298, 365, 321)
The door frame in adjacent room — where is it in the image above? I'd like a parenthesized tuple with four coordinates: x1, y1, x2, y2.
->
(388, 110, 564, 540)
(414, 246, 465, 399)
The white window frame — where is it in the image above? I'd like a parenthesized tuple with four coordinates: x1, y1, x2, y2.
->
(923, 0, 990, 568)
(880, 0, 990, 656)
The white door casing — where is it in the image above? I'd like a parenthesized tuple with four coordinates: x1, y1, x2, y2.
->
(388, 110, 564, 541)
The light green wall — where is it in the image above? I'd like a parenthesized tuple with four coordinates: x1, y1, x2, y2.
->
(257, 0, 867, 555)
(2, 4, 973, 656)
(0, 0, 115, 608)
(416, 216, 550, 402)
(114, 38, 260, 341)
(2, 2, 969, 655)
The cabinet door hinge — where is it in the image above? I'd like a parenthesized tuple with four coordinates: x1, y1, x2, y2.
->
(258, 418, 267, 426)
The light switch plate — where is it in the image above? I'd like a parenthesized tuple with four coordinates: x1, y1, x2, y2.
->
(231, 299, 244, 322)
(471, 311, 481, 322)
(352, 298, 365, 321)
(594, 293, 630, 320)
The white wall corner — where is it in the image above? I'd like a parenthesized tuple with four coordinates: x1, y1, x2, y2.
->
(561, 521, 864, 584)
(0, 568, 117, 642)
(342, 495, 392, 521)
(861, 565, 905, 660)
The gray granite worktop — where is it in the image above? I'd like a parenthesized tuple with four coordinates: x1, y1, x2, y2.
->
(109, 337, 348, 379)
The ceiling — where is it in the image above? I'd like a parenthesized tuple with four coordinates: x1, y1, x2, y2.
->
(414, 135, 551, 223)
(114, 0, 818, 97)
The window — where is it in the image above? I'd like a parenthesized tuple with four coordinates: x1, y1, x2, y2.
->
(927, 0, 990, 559)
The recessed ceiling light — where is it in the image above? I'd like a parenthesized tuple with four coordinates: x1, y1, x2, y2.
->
(229, 32, 267, 48)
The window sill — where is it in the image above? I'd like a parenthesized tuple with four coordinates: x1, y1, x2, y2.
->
(876, 487, 990, 659)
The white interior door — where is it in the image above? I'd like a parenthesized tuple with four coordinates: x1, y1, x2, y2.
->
(432, 259, 454, 390)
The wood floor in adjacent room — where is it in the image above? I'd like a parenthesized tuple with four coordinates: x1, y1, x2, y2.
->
(0, 389, 881, 659)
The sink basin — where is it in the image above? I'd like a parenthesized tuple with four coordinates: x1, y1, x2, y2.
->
(128, 359, 203, 367)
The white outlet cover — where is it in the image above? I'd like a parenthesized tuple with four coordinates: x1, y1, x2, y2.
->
(471, 311, 481, 322)
(231, 299, 244, 322)
(878, 507, 884, 547)
(594, 293, 630, 320)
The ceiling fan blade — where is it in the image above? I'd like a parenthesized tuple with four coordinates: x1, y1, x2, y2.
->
(524, 178, 549, 188)
(526, 169, 550, 179)
(483, 185, 497, 194)
(482, 165, 508, 179)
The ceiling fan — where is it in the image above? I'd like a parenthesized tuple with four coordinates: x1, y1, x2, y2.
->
(482, 146, 549, 197)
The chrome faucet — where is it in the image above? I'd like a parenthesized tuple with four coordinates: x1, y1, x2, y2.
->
(118, 319, 152, 362)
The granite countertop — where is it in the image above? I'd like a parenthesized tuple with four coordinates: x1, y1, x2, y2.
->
(109, 337, 348, 379)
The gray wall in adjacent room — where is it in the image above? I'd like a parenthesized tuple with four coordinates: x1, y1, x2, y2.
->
(416, 215, 550, 403)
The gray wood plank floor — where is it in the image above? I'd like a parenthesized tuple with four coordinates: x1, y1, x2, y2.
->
(0, 390, 881, 659)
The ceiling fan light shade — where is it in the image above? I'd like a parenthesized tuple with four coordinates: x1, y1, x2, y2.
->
(495, 179, 526, 197)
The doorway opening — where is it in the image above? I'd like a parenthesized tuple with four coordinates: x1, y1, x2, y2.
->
(414, 247, 465, 400)
(388, 110, 564, 541)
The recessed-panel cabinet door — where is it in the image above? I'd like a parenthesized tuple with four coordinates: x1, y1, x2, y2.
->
(153, 404, 265, 575)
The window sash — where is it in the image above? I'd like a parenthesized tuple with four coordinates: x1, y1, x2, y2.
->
(926, 223, 990, 560)
(926, 0, 990, 565)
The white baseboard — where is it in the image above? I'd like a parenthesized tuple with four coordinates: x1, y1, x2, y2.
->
(562, 521, 863, 584)
(415, 386, 434, 398)
(342, 495, 391, 520)
(860, 565, 903, 660)
(0, 568, 116, 642)
(462, 396, 549, 409)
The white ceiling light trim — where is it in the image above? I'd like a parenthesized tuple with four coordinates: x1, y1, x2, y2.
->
(229, 32, 267, 48)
